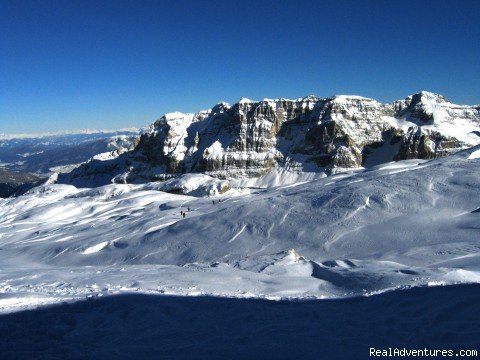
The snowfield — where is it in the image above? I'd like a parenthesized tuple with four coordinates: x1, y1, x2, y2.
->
(0, 146, 479, 357)
(1, 145, 479, 305)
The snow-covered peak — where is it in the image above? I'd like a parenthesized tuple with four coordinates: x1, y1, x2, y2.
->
(301, 95, 320, 102)
(331, 95, 375, 103)
(238, 97, 254, 104)
(419, 90, 442, 97)
(211, 102, 230, 113)
(419, 90, 445, 99)
(163, 111, 194, 122)
(216, 101, 230, 108)
(406, 91, 448, 105)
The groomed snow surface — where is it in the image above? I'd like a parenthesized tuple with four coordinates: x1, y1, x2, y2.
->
(1, 146, 480, 358)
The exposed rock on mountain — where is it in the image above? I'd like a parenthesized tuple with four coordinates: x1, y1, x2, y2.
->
(59, 92, 480, 188)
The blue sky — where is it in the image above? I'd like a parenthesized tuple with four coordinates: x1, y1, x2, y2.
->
(1, 0, 479, 133)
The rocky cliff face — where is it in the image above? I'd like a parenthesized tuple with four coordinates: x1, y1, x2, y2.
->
(60, 91, 480, 187)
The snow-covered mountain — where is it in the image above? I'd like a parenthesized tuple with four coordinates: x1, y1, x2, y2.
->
(1, 105, 480, 357)
(0, 130, 140, 174)
(59, 92, 480, 189)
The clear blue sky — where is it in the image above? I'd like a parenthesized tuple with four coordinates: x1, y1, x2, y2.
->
(1, 0, 479, 133)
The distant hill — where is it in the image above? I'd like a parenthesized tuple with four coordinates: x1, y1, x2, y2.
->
(0, 168, 45, 198)
(0, 130, 140, 174)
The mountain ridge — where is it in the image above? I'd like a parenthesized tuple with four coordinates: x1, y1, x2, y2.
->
(0, 127, 141, 141)
(58, 91, 480, 189)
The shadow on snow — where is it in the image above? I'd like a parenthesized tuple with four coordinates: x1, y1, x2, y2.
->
(1, 284, 480, 359)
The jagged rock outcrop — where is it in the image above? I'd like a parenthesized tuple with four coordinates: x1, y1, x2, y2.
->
(59, 91, 480, 187)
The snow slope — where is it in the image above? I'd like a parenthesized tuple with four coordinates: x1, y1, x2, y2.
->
(1, 146, 480, 312)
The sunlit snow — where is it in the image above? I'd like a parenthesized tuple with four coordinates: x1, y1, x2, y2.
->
(0, 146, 479, 314)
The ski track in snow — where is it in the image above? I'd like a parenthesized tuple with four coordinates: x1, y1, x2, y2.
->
(229, 224, 247, 243)
(145, 221, 178, 234)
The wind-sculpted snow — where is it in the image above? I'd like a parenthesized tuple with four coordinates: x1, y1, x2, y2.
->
(1, 146, 480, 313)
